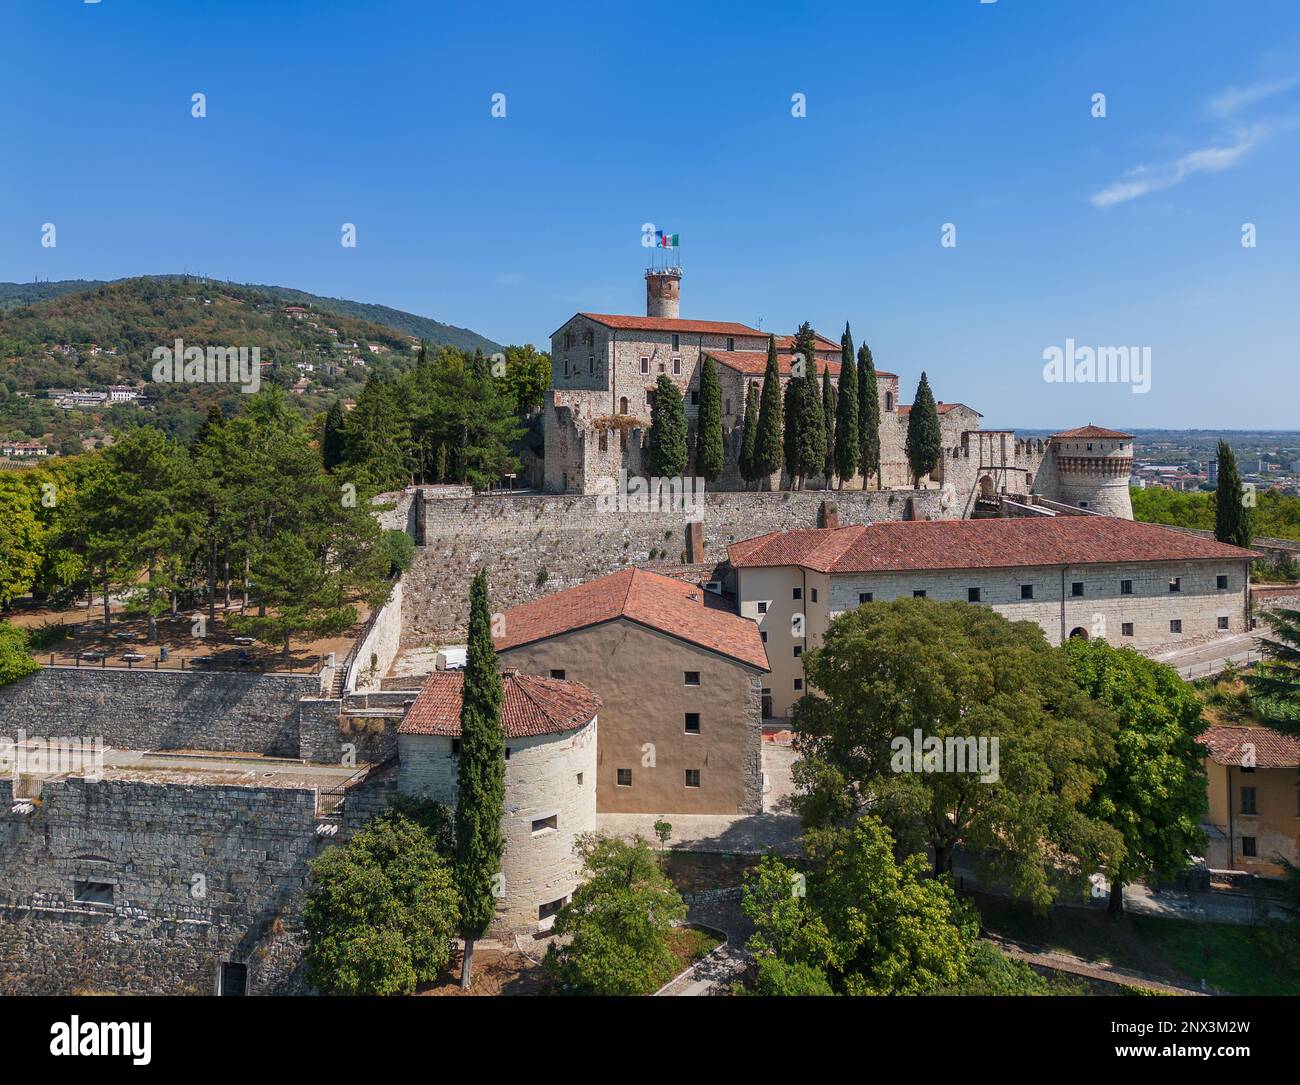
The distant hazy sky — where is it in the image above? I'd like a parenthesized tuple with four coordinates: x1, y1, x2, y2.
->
(4, 0, 1298, 429)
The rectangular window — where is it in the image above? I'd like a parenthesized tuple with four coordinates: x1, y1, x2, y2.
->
(532, 814, 558, 834)
(810, 588, 819, 603)
(684, 713, 700, 734)
(563, 359, 569, 377)
(1241, 787, 1257, 815)
(640, 357, 649, 374)
(550, 669, 566, 680)
(616, 768, 632, 787)
(1217, 575, 1229, 589)
(684, 671, 700, 686)
(684, 768, 701, 788)
(1020, 584, 1034, 600)
(1122, 622, 1134, 636)
(1169, 577, 1182, 593)
(539, 897, 566, 921)
(451, 738, 461, 755)
(1218, 616, 1230, 630)
(690, 390, 699, 405)
(673, 358, 681, 375)
(1121, 579, 1133, 595)
(645, 390, 653, 405)
(1170, 619, 1182, 634)
(74, 881, 113, 906)
(588, 355, 594, 375)
(219, 962, 248, 997)
(793, 645, 802, 658)
(757, 601, 767, 614)
(1071, 582, 1084, 597)
(726, 337, 735, 351)
(913, 590, 926, 599)
(760, 631, 767, 643)
(1241, 836, 1257, 858)
(671, 334, 680, 350)
(967, 588, 981, 603)
(859, 592, 873, 604)
(793, 677, 803, 691)
(576, 772, 583, 786)
(792, 587, 802, 600)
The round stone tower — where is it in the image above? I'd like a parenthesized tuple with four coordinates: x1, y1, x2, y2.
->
(1049, 424, 1135, 518)
(645, 267, 682, 319)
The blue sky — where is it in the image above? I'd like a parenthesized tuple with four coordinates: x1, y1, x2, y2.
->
(4, 0, 1298, 429)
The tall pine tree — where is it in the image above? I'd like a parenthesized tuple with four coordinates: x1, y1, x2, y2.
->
(783, 377, 800, 487)
(791, 323, 825, 489)
(834, 323, 859, 489)
(858, 343, 881, 490)
(1214, 440, 1252, 548)
(739, 381, 760, 490)
(753, 336, 784, 490)
(645, 374, 688, 477)
(455, 569, 506, 988)
(821, 366, 836, 486)
(904, 371, 942, 488)
(695, 355, 724, 482)
(321, 400, 346, 471)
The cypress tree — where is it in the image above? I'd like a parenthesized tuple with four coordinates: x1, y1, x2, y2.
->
(858, 343, 881, 489)
(791, 323, 825, 488)
(321, 400, 346, 471)
(455, 568, 506, 988)
(645, 374, 688, 478)
(821, 366, 836, 485)
(738, 381, 760, 489)
(783, 377, 801, 487)
(834, 323, 859, 489)
(904, 371, 942, 488)
(1214, 440, 1252, 548)
(753, 335, 784, 489)
(695, 355, 724, 482)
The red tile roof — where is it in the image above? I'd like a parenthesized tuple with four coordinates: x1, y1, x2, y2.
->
(399, 671, 601, 739)
(706, 350, 843, 379)
(1052, 424, 1135, 440)
(896, 402, 981, 416)
(1202, 725, 1300, 768)
(576, 313, 764, 336)
(495, 567, 769, 671)
(727, 517, 1262, 574)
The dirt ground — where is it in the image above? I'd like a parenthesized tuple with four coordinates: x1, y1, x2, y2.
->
(418, 946, 546, 996)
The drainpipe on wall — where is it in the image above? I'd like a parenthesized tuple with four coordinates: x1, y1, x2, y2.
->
(1060, 566, 1067, 643)
(1227, 764, 1235, 868)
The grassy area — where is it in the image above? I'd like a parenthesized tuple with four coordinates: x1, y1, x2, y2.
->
(970, 892, 1300, 995)
(661, 852, 758, 894)
(666, 926, 723, 974)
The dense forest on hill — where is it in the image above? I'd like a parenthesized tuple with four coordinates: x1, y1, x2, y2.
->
(0, 276, 513, 448)
(1131, 486, 1300, 543)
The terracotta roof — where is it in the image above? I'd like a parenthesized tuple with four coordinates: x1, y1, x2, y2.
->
(1052, 424, 1135, 440)
(494, 567, 769, 671)
(727, 517, 1262, 574)
(1202, 725, 1300, 768)
(399, 671, 600, 739)
(574, 313, 764, 336)
(706, 350, 842, 379)
(896, 402, 981, 416)
(771, 332, 841, 352)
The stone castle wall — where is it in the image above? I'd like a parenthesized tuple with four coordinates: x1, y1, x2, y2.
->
(402, 487, 950, 639)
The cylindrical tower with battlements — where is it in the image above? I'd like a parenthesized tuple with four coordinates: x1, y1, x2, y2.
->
(645, 267, 681, 319)
(1049, 424, 1134, 518)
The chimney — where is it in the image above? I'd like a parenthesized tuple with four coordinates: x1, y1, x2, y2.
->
(645, 267, 682, 319)
(819, 499, 839, 531)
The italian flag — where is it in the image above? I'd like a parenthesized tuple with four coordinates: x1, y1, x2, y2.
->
(658, 231, 679, 248)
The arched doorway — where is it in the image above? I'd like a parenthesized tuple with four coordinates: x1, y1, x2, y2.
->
(1068, 627, 1089, 640)
(978, 475, 995, 499)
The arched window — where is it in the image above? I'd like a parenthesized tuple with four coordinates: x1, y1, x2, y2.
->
(885, 391, 893, 411)
(618, 396, 628, 415)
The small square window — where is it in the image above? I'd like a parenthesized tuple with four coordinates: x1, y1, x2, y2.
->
(792, 587, 802, 600)
(219, 962, 248, 996)
(645, 390, 653, 405)
(1020, 584, 1034, 600)
(760, 631, 767, 643)
(913, 590, 926, 599)
(539, 897, 566, 921)
(726, 337, 735, 351)
(1121, 622, 1134, 636)
(1218, 616, 1230, 630)
(690, 390, 699, 405)
(684, 671, 700, 686)
(684, 768, 700, 788)
(532, 814, 558, 834)
(505, 748, 512, 760)
(859, 592, 873, 604)
(967, 588, 981, 603)
(576, 772, 583, 786)
(684, 713, 700, 734)
(1071, 582, 1084, 597)
(1169, 577, 1182, 593)
(640, 357, 649, 374)
(74, 881, 114, 906)
(810, 588, 818, 603)
(1217, 575, 1229, 590)
(451, 738, 461, 755)
(616, 768, 632, 787)
(793, 678, 803, 691)
(1121, 579, 1133, 595)
(1170, 619, 1182, 634)
(1241, 836, 1257, 858)
(550, 669, 566, 680)
(757, 601, 767, 614)
(793, 645, 802, 658)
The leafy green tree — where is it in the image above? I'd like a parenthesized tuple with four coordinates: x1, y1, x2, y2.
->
(742, 818, 978, 995)
(0, 621, 39, 686)
(502, 344, 552, 417)
(1214, 439, 1252, 548)
(1249, 607, 1300, 732)
(0, 478, 43, 609)
(738, 381, 760, 489)
(379, 529, 416, 577)
(455, 568, 506, 988)
(321, 400, 346, 470)
(857, 343, 881, 489)
(1066, 638, 1208, 916)
(753, 336, 784, 489)
(645, 374, 688, 478)
(821, 366, 836, 485)
(303, 809, 459, 995)
(694, 355, 724, 482)
(938, 942, 1057, 995)
(904, 371, 942, 488)
(543, 835, 687, 995)
(791, 598, 1121, 910)
(834, 324, 859, 488)
(750, 957, 836, 996)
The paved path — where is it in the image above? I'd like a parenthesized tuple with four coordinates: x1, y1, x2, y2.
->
(982, 935, 1206, 995)
(1150, 631, 1262, 680)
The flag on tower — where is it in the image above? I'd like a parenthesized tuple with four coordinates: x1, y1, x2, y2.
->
(656, 231, 679, 248)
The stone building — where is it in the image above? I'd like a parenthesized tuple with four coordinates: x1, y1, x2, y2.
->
(492, 567, 769, 815)
(542, 266, 1134, 522)
(396, 671, 600, 934)
(727, 516, 1258, 719)
(1202, 725, 1300, 875)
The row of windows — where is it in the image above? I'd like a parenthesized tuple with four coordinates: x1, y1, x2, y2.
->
(616, 768, 702, 788)
(851, 574, 1230, 606)
(556, 668, 703, 688)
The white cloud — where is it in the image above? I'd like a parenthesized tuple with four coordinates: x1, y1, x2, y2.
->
(1207, 74, 1300, 118)
(1089, 126, 1268, 208)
